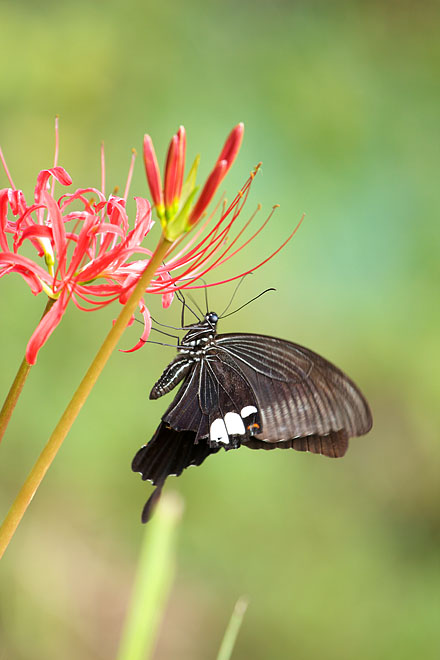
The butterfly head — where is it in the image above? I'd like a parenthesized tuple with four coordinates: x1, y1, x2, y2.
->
(181, 311, 219, 347)
(206, 312, 219, 327)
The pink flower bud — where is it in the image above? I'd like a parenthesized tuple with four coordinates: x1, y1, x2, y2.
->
(143, 135, 163, 208)
(175, 126, 186, 200)
(188, 159, 227, 226)
(215, 123, 244, 174)
(164, 128, 187, 210)
(186, 124, 244, 228)
(164, 135, 179, 209)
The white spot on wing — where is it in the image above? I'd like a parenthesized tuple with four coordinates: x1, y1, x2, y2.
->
(224, 412, 246, 436)
(241, 405, 258, 418)
(210, 418, 229, 444)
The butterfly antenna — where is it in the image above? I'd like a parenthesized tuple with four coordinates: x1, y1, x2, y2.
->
(175, 289, 200, 324)
(150, 327, 181, 342)
(186, 291, 205, 318)
(196, 276, 209, 313)
(219, 274, 249, 317)
(149, 315, 186, 331)
(175, 289, 186, 327)
(160, 261, 200, 324)
(132, 315, 180, 340)
(220, 288, 276, 320)
(140, 339, 183, 348)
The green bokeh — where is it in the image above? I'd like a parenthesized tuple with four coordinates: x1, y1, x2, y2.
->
(1, 1, 439, 658)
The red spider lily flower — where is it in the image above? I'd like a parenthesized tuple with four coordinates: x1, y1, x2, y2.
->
(1, 122, 303, 362)
(143, 123, 244, 241)
(0, 154, 155, 364)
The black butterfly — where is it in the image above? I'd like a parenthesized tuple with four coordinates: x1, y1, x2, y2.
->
(132, 305, 373, 522)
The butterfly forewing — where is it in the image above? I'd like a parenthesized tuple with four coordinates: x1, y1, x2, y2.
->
(216, 334, 314, 382)
(215, 333, 372, 444)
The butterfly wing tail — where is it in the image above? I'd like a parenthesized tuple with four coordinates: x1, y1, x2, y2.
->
(132, 422, 220, 522)
(140, 485, 164, 523)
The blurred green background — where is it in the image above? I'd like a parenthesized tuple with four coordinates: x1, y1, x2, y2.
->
(1, 0, 439, 658)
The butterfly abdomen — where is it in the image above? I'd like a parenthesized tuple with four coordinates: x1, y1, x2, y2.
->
(150, 356, 192, 400)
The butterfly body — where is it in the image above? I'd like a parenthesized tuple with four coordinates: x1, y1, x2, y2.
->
(133, 312, 372, 522)
(150, 312, 219, 400)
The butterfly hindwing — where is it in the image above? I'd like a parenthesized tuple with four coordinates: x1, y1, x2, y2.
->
(132, 422, 220, 522)
(132, 422, 220, 486)
(132, 354, 260, 520)
(163, 353, 261, 446)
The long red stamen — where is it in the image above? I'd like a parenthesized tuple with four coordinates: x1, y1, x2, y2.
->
(169, 213, 305, 292)
(0, 147, 16, 189)
(100, 142, 106, 200)
(50, 116, 60, 199)
(159, 187, 251, 283)
(177, 170, 254, 265)
(123, 149, 137, 202)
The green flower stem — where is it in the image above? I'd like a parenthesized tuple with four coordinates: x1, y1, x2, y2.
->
(0, 235, 172, 560)
(117, 492, 184, 660)
(0, 297, 55, 445)
(216, 597, 249, 660)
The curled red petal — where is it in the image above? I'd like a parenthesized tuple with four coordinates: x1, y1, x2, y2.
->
(162, 291, 174, 308)
(91, 222, 125, 238)
(157, 271, 174, 308)
(58, 187, 106, 211)
(16, 268, 44, 295)
(43, 190, 67, 276)
(120, 299, 152, 353)
(8, 189, 27, 216)
(0, 262, 43, 295)
(35, 167, 72, 204)
(15, 224, 53, 249)
(25, 293, 69, 364)
(78, 248, 127, 282)
(118, 273, 138, 305)
(0, 251, 51, 282)
(126, 197, 152, 250)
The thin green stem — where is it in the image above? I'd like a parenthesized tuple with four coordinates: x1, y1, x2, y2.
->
(117, 492, 184, 660)
(0, 236, 172, 560)
(216, 597, 249, 660)
(0, 297, 55, 445)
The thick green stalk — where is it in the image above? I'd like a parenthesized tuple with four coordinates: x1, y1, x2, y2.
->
(0, 297, 55, 444)
(117, 492, 183, 660)
(0, 236, 171, 559)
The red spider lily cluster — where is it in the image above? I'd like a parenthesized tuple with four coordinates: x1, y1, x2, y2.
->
(0, 122, 301, 365)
